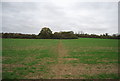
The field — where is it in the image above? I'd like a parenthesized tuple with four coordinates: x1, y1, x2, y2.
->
(2, 38, 119, 79)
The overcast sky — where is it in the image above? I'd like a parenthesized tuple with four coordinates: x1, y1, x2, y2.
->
(1, 0, 118, 35)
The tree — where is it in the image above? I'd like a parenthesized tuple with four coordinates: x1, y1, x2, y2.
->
(38, 27, 53, 39)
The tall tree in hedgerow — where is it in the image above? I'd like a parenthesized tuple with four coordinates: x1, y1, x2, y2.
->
(38, 27, 53, 39)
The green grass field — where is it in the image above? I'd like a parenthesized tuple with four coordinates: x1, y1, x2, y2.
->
(2, 38, 119, 79)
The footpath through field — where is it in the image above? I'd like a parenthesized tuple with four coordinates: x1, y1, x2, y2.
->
(50, 40, 70, 79)
(49, 40, 81, 79)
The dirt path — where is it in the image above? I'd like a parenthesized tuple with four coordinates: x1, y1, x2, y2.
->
(57, 40, 68, 63)
(49, 40, 69, 79)
(49, 40, 79, 79)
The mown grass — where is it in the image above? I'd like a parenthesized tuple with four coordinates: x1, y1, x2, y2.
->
(2, 38, 119, 79)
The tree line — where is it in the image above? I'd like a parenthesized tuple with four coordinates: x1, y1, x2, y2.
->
(1, 27, 120, 39)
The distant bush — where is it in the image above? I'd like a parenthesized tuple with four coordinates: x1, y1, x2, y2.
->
(2, 33, 40, 39)
(53, 31, 78, 39)
(38, 27, 78, 39)
(75, 33, 120, 39)
(1, 27, 120, 39)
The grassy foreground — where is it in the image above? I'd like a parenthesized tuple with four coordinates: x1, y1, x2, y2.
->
(2, 38, 119, 79)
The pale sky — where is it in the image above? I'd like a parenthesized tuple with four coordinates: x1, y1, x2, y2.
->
(1, 0, 118, 35)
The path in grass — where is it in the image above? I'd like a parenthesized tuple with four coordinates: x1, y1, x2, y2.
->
(49, 40, 78, 79)
(57, 40, 68, 63)
(49, 40, 68, 79)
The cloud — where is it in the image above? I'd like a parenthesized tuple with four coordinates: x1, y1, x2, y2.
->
(1, 1, 118, 35)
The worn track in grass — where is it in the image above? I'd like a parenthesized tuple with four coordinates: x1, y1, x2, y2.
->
(49, 40, 70, 79)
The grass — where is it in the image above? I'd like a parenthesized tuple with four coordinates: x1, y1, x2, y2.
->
(61, 73, 119, 79)
(2, 38, 119, 79)
(80, 73, 119, 79)
(62, 38, 118, 64)
(2, 39, 59, 79)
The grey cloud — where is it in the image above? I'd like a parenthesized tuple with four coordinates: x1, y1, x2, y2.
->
(2, 1, 118, 35)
